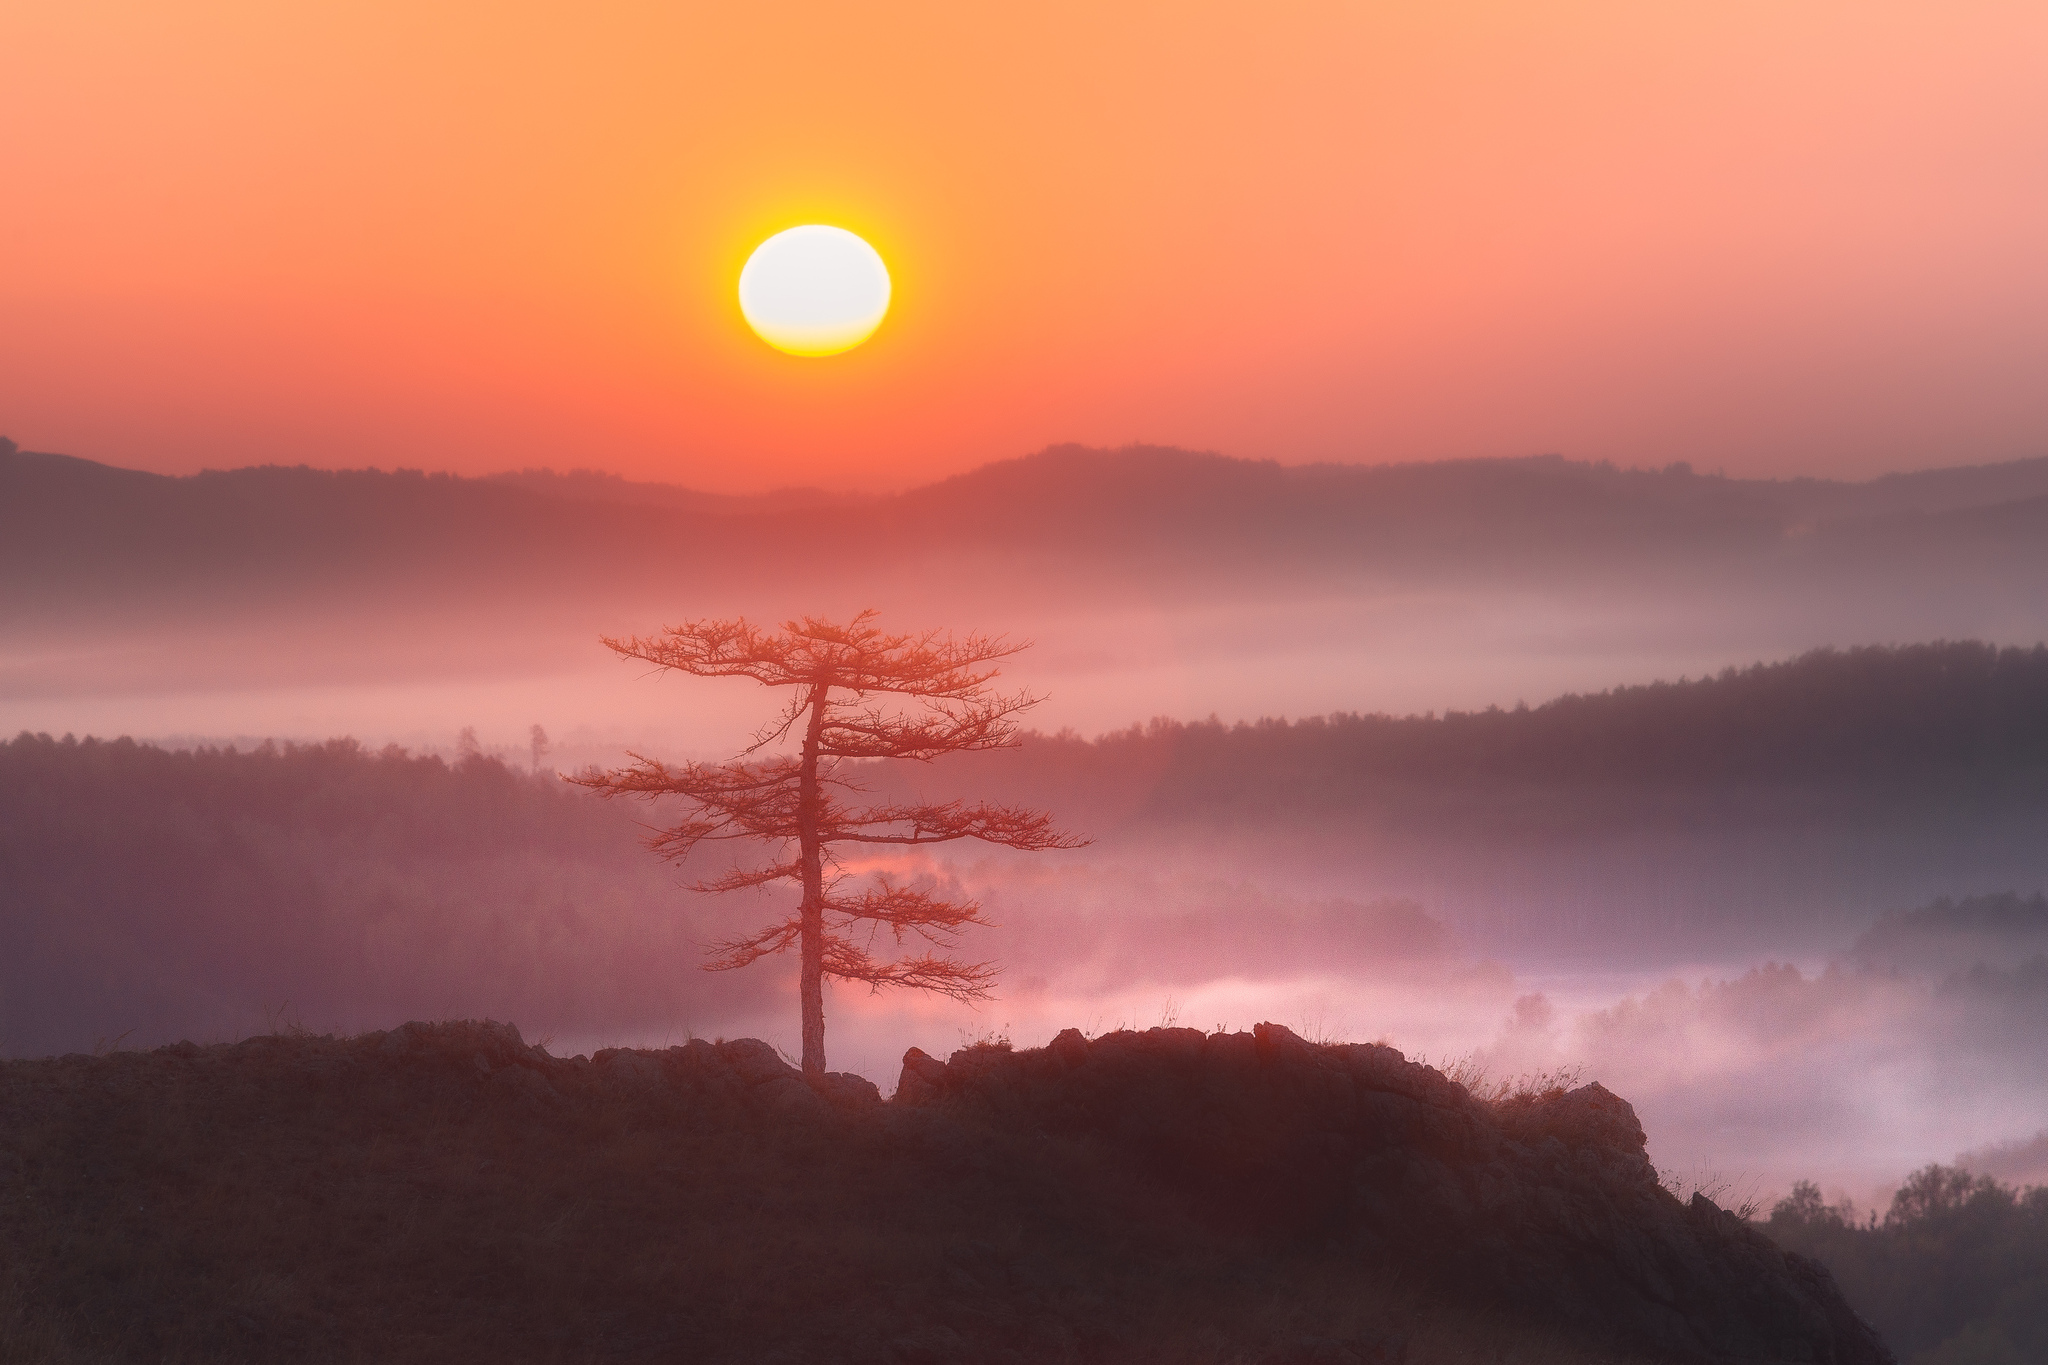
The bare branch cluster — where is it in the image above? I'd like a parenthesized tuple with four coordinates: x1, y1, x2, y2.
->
(597, 610, 1035, 753)
(574, 612, 1083, 1048)
(701, 877, 999, 1001)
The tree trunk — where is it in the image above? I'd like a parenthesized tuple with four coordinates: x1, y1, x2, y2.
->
(796, 684, 828, 1077)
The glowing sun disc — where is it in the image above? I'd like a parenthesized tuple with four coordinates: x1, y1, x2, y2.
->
(738, 226, 891, 356)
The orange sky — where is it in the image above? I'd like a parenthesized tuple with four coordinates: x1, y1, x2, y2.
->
(4, 2, 2047, 492)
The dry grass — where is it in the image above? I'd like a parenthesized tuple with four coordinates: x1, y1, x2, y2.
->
(1433, 1057, 1768, 1221)
(1657, 1164, 1767, 1221)
(1434, 1054, 1587, 1107)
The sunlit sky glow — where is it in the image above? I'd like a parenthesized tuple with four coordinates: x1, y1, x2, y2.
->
(3, 3, 2046, 490)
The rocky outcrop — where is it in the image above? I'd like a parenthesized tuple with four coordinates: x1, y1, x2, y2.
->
(893, 1022, 1892, 1365)
(20, 1019, 886, 1121)
(0, 1020, 1886, 1364)
(392, 1019, 887, 1115)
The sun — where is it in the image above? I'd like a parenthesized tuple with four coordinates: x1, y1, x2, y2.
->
(737, 226, 891, 357)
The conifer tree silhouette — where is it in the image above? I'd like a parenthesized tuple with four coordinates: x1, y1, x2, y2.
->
(574, 612, 1082, 1076)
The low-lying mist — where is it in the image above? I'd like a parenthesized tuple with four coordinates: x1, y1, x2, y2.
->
(7, 707, 2044, 1209)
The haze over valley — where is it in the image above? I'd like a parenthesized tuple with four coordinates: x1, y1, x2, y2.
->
(8, 437, 2048, 1209)
(10, 436, 2048, 759)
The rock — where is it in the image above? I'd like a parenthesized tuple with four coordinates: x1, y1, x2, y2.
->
(488, 1063, 558, 1108)
(1252, 1020, 1316, 1064)
(474, 1018, 526, 1057)
(1203, 1030, 1259, 1068)
(1497, 1082, 1648, 1158)
(901, 1046, 947, 1086)
(817, 1071, 882, 1109)
(717, 1038, 798, 1086)
(893, 1047, 955, 1106)
(1147, 1026, 1208, 1059)
(1050, 1027, 1089, 1068)
(378, 1022, 428, 1056)
(592, 1048, 667, 1093)
(754, 1075, 828, 1119)
(672, 1038, 720, 1066)
(1085, 1028, 1145, 1063)
(893, 1068, 939, 1107)
(372, 1019, 534, 1070)
(662, 1040, 740, 1098)
(945, 1042, 1014, 1075)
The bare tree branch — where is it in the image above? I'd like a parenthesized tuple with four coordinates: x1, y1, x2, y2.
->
(693, 861, 802, 894)
(583, 611, 1085, 1073)
(830, 800, 1088, 851)
(822, 939, 999, 1002)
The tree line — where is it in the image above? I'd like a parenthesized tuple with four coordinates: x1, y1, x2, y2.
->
(859, 642, 2048, 825)
(1129, 641, 2048, 785)
(1766, 1165, 2048, 1362)
(0, 731, 749, 1057)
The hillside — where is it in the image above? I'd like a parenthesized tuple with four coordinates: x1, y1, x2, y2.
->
(0, 1019, 1892, 1365)
(862, 642, 2048, 824)
(0, 733, 773, 1058)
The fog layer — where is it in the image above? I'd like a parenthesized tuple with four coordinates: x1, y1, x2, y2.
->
(6, 442, 2048, 1202)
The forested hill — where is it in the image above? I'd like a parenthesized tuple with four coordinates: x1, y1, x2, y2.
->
(868, 642, 2048, 824)
(0, 733, 617, 858)
(0, 735, 768, 1058)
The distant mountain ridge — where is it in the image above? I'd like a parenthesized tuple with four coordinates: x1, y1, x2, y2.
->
(9, 439, 2048, 619)
(481, 465, 857, 516)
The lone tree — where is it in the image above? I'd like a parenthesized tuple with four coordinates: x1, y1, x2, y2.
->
(574, 612, 1083, 1076)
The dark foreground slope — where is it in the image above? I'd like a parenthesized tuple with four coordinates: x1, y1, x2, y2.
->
(0, 1022, 1889, 1365)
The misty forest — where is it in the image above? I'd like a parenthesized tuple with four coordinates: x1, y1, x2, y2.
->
(4, 438, 2048, 1362)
